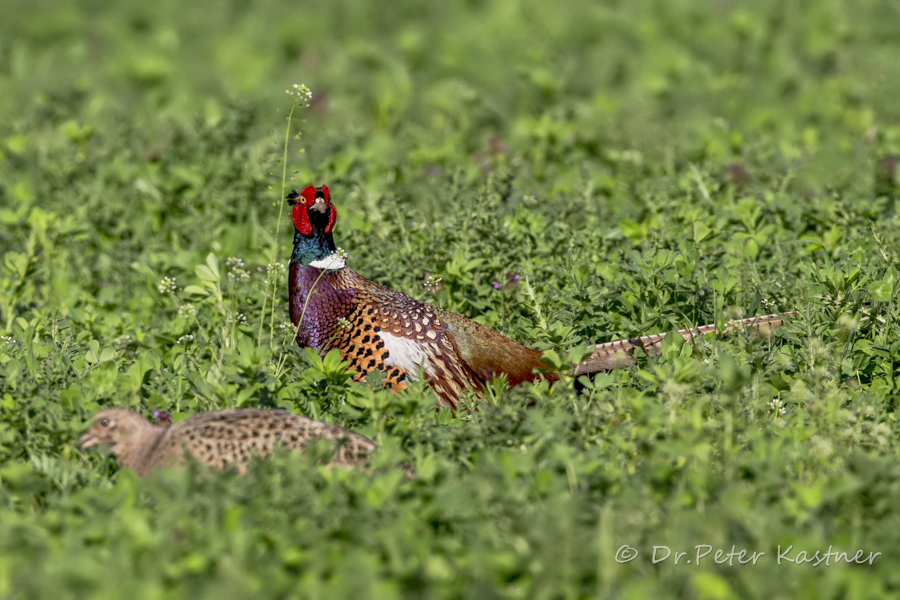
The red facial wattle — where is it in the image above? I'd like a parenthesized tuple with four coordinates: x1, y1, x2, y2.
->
(292, 185, 337, 235)
(321, 185, 336, 233)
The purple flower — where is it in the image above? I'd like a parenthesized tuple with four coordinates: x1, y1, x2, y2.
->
(152, 408, 173, 427)
(153, 408, 172, 427)
(492, 281, 501, 289)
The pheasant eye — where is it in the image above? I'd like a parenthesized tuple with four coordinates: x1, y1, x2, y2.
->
(100, 419, 110, 427)
(299, 185, 317, 206)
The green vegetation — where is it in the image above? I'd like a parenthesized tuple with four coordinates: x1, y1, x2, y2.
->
(2, 0, 900, 596)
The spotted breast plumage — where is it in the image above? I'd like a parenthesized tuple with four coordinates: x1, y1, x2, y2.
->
(287, 184, 794, 410)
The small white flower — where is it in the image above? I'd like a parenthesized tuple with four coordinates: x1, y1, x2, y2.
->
(768, 398, 786, 415)
(176, 334, 194, 345)
(1, 335, 16, 347)
(235, 313, 247, 324)
(279, 321, 294, 333)
(423, 274, 442, 294)
(337, 317, 352, 331)
(178, 303, 197, 317)
(158, 276, 177, 294)
(267, 262, 286, 274)
(114, 335, 132, 347)
(336, 247, 349, 260)
(286, 83, 313, 107)
(226, 258, 251, 281)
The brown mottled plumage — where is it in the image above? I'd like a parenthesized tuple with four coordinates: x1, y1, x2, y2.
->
(80, 407, 377, 478)
(288, 185, 794, 410)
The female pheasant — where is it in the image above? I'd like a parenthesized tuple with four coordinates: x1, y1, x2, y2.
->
(80, 407, 376, 477)
(288, 185, 791, 410)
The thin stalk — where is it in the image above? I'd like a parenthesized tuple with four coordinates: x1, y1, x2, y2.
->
(272, 103, 297, 265)
(268, 84, 311, 361)
(265, 104, 298, 350)
(257, 279, 268, 345)
(268, 269, 282, 351)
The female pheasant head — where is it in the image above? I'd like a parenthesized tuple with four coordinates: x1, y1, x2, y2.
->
(79, 407, 166, 473)
(289, 185, 344, 269)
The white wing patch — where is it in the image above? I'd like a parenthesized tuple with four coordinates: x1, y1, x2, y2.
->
(378, 331, 435, 381)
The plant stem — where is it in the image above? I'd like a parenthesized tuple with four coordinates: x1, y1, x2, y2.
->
(265, 103, 298, 350)
(272, 103, 297, 265)
(268, 273, 280, 350)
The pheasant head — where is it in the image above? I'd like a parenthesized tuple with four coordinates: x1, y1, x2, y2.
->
(288, 185, 343, 268)
(80, 407, 165, 472)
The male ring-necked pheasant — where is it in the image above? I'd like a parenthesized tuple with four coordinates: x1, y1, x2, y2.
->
(288, 185, 791, 410)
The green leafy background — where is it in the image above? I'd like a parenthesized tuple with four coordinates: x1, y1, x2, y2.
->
(2, 0, 900, 597)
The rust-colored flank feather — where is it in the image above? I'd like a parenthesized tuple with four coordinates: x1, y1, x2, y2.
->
(288, 184, 795, 410)
(80, 407, 376, 478)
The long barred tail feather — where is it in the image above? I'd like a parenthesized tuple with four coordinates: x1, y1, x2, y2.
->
(572, 312, 800, 376)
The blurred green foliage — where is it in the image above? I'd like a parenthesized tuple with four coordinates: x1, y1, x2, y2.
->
(2, 0, 900, 596)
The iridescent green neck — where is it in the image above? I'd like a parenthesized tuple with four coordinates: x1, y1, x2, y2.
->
(290, 230, 337, 266)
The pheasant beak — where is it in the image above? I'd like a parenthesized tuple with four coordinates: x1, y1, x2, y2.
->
(308, 197, 328, 213)
(79, 432, 100, 449)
